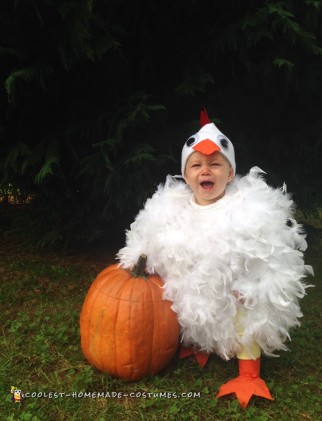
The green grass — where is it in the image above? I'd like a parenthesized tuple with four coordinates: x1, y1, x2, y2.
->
(0, 225, 321, 421)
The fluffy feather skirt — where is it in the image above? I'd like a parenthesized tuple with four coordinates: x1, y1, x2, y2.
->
(117, 168, 313, 360)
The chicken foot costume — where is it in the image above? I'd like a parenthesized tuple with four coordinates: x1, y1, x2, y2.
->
(117, 110, 312, 408)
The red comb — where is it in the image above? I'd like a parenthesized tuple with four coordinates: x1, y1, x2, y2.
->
(200, 108, 211, 127)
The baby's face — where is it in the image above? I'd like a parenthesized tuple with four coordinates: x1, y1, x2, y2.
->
(184, 151, 234, 205)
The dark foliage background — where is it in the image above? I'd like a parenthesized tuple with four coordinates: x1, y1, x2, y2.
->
(0, 0, 321, 247)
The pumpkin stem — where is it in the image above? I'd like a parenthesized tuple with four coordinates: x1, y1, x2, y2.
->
(132, 254, 148, 278)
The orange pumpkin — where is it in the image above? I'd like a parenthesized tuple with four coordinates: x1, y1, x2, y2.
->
(80, 255, 179, 381)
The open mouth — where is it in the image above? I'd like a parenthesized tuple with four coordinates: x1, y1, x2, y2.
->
(200, 181, 214, 190)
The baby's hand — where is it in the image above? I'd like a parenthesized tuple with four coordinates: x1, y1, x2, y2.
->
(232, 290, 246, 304)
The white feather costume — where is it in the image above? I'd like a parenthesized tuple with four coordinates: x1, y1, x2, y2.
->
(117, 167, 313, 361)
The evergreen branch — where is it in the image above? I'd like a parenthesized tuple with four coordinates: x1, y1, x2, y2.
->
(175, 71, 214, 97)
(266, 3, 295, 20)
(34, 156, 60, 185)
(304, 0, 321, 9)
(273, 58, 294, 71)
(92, 138, 119, 151)
(5, 142, 30, 172)
(31, 0, 44, 26)
(123, 145, 156, 166)
(33, 139, 61, 184)
(5, 64, 55, 104)
(21, 142, 47, 175)
(0, 47, 30, 60)
(113, 94, 165, 141)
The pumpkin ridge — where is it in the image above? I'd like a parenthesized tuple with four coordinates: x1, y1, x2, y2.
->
(128, 279, 137, 378)
(112, 286, 120, 378)
(94, 281, 113, 369)
(113, 270, 134, 378)
(133, 276, 154, 375)
(121, 274, 141, 379)
(148, 279, 155, 373)
(152, 284, 168, 373)
(99, 282, 118, 374)
(94, 264, 118, 285)
(100, 267, 129, 295)
(98, 265, 128, 376)
(126, 275, 153, 378)
(80, 277, 103, 364)
(149, 276, 164, 290)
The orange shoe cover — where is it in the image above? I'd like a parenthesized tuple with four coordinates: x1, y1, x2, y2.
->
(216, 358, 273, 408)
(179, 346, 210, 368)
